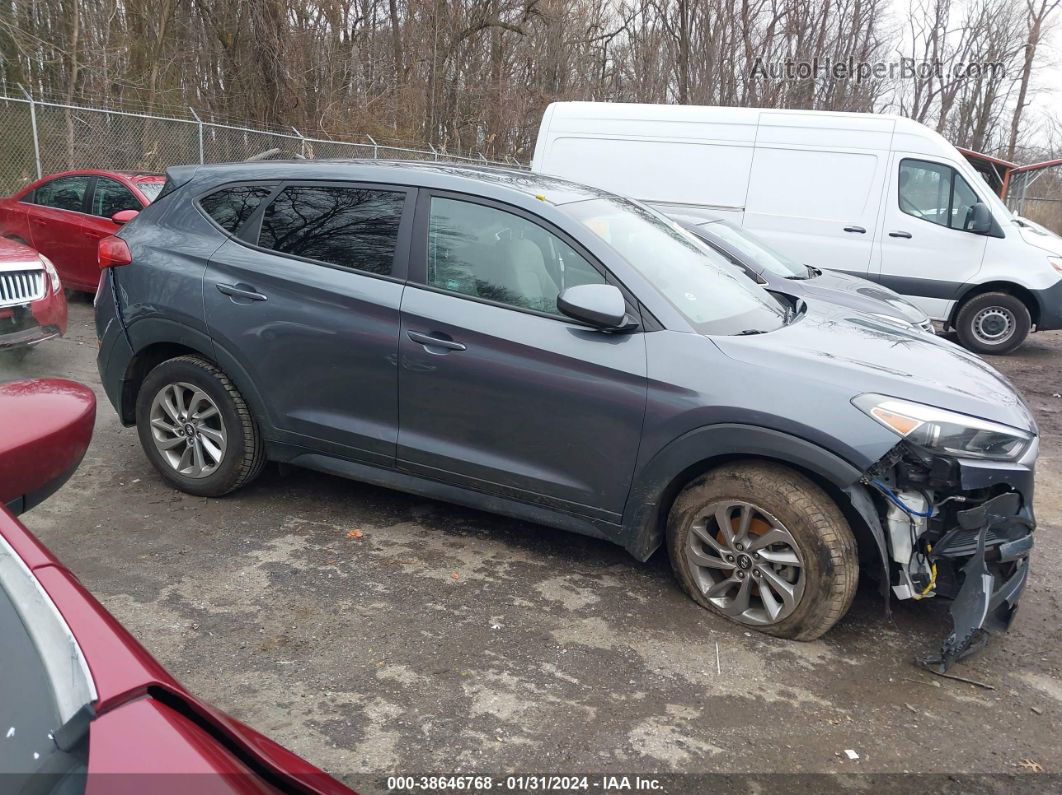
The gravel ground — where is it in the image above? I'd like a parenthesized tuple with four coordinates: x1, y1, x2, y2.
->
(5, 300, 1062, 791)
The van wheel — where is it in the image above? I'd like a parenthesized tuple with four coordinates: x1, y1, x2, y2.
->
(135, 355, 266, 497)
(667, 462, 858, 641)
(954, 292, 1030, 355)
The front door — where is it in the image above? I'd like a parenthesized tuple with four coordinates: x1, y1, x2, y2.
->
(397, 194, 648, 520)
(25, 175, 98, 291)
(204, 181, 414, 465)
(875, 154, 989, 320)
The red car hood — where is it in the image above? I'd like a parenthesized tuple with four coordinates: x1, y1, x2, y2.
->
(0, 511, 354, 794)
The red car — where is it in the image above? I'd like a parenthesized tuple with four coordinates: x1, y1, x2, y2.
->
(0, 378, 355, 795)
(0, 237, 67, 359)
(0, 170, 164, 292)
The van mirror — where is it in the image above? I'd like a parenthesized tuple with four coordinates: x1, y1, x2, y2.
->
(968, 202, 992, 234)
(558, 284, 630, 329)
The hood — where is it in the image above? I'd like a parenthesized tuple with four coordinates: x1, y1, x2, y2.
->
(1018, 222, 1062, 256)
(796, 270, 929, 326)
(712, 298, 1036, 433)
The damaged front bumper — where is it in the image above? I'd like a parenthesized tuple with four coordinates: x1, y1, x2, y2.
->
(921, 490, 1033, 671)
(855, 438, 1036, 671)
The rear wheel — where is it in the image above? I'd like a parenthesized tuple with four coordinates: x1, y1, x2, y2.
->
(667, 462, 858, 641)
(954, 291, 1030, 355)
(135, 355, 266, 497)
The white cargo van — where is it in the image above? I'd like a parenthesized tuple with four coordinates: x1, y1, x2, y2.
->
(531, 102, 1062, 354)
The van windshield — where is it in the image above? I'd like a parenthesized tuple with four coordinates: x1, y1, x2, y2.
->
(702, 220, 810, 279)
(562, 197, 788, 335)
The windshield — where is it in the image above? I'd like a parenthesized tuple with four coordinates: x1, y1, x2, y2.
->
(135, 179, 166, 202)
(562, 197, 788, 335)
(0, 572, 89, 788)
(703, 221, 808, 279)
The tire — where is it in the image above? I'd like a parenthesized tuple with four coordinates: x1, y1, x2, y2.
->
(135, 355, 266, 497)
(667, 461, 858, 641)
(954, 292, 1031, 355)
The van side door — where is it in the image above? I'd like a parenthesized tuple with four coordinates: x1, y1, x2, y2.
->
(741, 145, 886, 277)
(875, 155, 988, 321)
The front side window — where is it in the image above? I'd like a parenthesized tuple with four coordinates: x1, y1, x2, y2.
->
(200, 186, 272, 234)
(30, 176, 91, 213)
(899, 159, 984, 231)
(91, 178, 140, 218)
(427, 197, 606, 316)
(563, 197, 787, 335)
(259, 185, 404, 275)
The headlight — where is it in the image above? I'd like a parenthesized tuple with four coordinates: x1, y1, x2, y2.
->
(852, 393, 1033, 461)
(38, 254, 61, 294)
(1049, 256, 1062, 274)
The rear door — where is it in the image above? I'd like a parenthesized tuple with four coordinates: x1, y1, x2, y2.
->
(24, 175, 96, 290)
(875, 155, 988, 319)
(203, 181, 413, 465)
(396, 192, 648, 519)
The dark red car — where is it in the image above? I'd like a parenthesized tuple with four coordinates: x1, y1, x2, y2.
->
(0, 378, 355, 795)
(0, 237, 67, 359)
(0, 170, 164, 292)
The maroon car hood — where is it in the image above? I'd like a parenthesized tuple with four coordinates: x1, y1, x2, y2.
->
(1, 511, 353, 794)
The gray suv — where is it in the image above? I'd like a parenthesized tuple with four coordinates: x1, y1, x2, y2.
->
(95, 161, 1037, 669)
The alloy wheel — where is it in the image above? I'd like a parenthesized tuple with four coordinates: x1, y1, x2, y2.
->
(684, 500, 806, 626)
(148, 382, 227, 478)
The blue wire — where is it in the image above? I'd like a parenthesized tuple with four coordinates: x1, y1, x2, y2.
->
(870, 479, 936, 517)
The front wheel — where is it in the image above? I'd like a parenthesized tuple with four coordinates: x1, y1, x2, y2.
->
(667, 462, 858, 641)
(135, 355, 266, 497)
(954, 292, 1030, 355)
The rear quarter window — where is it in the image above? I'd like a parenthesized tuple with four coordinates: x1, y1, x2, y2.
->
(199, 186, 272, 234)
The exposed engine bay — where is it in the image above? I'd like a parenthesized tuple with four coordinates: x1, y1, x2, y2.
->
(858, 442, 1034, 671)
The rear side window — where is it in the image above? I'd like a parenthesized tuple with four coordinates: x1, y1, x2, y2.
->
(258, 185, 404, 275)
(200, 186, 272, 233)
(29, 176, 91, 212)
(91, 178, 141, 218)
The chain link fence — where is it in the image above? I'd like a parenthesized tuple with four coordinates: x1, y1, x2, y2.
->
(1006, 165, 1062, 233)
(0, 90, 519, 195)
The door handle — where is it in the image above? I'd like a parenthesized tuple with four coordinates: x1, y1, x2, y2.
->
(843, 225, 867, 234)
(407, 330, 466, 351)
(216, 282, 267, 301)
(888, 230, 913, 239)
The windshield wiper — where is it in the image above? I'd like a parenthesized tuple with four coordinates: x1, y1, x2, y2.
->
(736, 329, 766, 335)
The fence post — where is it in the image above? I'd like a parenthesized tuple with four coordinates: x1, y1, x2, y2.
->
(366, 134, 379, 159)
(292, 126, 306, 158)
(19, 84, 42, 179)
(189, 106, 204, 164)
(429, 144, 439, 162)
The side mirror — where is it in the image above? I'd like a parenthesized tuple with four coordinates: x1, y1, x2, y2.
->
(968, 202, 992, 234)
(0, 379, 96, 515)
(557, 284, 631, 329)
(111, 209, 139, 225)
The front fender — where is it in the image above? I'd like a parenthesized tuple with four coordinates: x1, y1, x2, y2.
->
(620, 424, 865, 561)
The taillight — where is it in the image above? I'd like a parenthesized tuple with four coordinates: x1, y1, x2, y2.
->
(98, 235, 132, 268)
